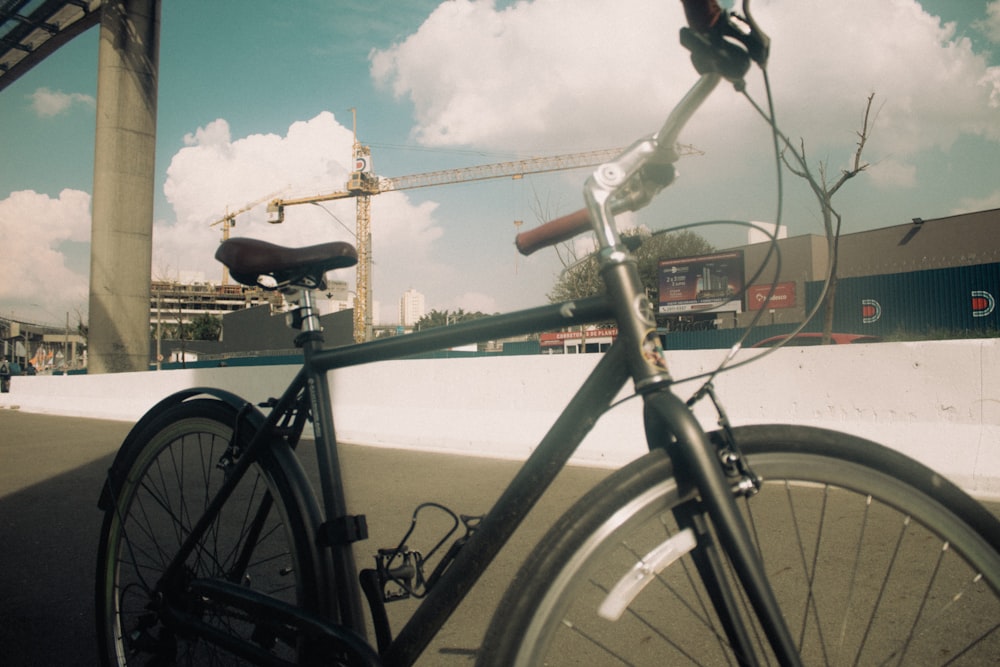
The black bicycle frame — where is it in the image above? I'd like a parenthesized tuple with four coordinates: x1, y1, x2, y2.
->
(301, 295, 621, 664)
(152, 62, 802, 666)
(297, 291, 795, 665)
(154, 296, 797, 665)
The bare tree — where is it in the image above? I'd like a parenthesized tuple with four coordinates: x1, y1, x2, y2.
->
(781, 92, 876, 342)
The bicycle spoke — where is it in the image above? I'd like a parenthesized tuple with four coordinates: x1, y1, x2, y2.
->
(832, 494, 872, 665)
(562, 616, 636, 666)
(480, 432, 1000, 666)
(596, 575, 714, 665)
(98, 405, 315, 666)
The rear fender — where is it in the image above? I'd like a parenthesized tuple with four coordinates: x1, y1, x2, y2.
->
(97, 387, 266, 511)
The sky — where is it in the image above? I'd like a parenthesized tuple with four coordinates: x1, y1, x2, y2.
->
(1, 0, 998, 327)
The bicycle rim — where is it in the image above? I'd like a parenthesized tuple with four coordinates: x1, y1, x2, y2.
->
(96, 402, 319, 666)
(481, 425, 1000, 666)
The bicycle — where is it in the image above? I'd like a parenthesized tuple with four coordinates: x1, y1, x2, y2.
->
(96, 3, 1000, 665)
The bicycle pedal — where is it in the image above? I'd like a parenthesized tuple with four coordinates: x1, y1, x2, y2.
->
(374, 547, 422, 602)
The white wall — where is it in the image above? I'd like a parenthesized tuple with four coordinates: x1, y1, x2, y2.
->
(2, 339, 997, 499)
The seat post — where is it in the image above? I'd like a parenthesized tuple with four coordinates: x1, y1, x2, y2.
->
(289, 288, 323, 334)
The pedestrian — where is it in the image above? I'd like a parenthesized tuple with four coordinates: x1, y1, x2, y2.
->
(0, 356, 11, 393)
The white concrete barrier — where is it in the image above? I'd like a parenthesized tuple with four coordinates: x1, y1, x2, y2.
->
(2, 339, 996, 499)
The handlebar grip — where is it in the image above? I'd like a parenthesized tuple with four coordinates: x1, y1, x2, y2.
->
(515, 208, 592, 256)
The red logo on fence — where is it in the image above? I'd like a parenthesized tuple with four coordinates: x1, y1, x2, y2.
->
(862, 299, 881, 324)
(972, 290, 995, 318)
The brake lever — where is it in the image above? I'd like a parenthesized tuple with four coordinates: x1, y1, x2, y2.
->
(738, 0, 770, 67)
(680, 25, 751, 85)
(680, 1, 770, 85)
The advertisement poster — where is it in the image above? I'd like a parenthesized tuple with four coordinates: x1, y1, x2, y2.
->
(658, 251, 745, 314)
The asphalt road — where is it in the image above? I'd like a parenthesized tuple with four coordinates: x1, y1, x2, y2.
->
(3, 410, 998, 666)
(0, 410, 610, 666)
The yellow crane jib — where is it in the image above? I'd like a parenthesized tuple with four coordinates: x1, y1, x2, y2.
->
(259, 141, 701, 341)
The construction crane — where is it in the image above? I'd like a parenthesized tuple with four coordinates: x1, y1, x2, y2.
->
(209, 190, 282, 285)
(267, 129, 702, 342)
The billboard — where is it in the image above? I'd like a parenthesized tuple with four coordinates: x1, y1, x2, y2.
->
(658, 251, 745, 314)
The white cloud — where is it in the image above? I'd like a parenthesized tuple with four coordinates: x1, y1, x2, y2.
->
(30, 87, 95, 117)
(974, 1, 1000, 44)
(952, 190, 1000, 216)
(371, 0, 1000, 185)
(163, 113, 353, 229)
(13, 1, 1000, 326)
(450, 291, 499, 314)
(370, 0, 686, 150)
(0, 189, 91, 321)
(868, 158, 917, 189)
(156, 112, 444, 308)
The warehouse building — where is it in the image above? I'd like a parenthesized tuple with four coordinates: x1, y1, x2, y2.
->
(660, 207, 999, 340)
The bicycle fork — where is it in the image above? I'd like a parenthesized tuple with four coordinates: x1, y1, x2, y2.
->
(644, 390, 802, 667)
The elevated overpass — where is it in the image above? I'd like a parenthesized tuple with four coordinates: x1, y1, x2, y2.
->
(0, 1, 102, 93)
(2, 0, 160, 373)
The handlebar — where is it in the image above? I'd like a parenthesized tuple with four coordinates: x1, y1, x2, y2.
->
(513, 0, 769, 257)
(515, 209, 591, 256)
(514, 72, 721, 256)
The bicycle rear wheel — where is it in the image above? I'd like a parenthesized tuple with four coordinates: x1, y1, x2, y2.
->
(479, 424, 1000, 666)
(96, 399, 324, 666)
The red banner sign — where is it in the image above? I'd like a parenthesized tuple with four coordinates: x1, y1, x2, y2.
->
(747, 282, 796, 311)
(539, 328, 618, 343)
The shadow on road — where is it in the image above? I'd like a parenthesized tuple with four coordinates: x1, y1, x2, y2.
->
(0, 410, 609, 666)
(1, 439, 121, 665)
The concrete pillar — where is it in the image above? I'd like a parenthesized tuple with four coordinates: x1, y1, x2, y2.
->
(88, 0, 160, 373)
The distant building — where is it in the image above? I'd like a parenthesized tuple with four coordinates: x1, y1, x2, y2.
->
(152, 304, 356, 367)
(657, 207, 1000, 337)
(319, 281, 382, 326)
(150, 281, 278, 330)
(399, 288, 426, 327)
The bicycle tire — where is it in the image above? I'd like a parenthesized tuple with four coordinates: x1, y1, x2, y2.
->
(479, 424, 1000, 666)
(96, 399, 325, 666)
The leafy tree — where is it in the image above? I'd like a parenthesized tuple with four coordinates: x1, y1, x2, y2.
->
(74, 309, 88, 341)
(189, 313, 222, 341)
(152, 313, 221, 341)
(548, 228, 715, 304)
(415, 308, 492, 330)
(548, 250, 603, 304)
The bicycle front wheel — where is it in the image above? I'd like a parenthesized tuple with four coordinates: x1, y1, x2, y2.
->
(96, 399, 324, 666)
(480, 424, 1000, 666)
